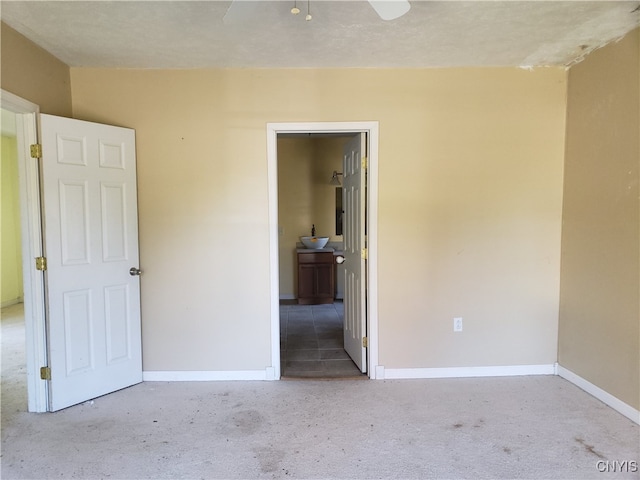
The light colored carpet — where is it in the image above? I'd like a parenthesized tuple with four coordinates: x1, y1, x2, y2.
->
(2, 304, 638, 479)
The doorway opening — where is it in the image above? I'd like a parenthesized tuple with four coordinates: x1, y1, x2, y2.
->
(1, 90, 143, 412)
(2, 108, 27, 410)
(266, 122, 379, 381)
(1, 90, 48, 412)
(277, 132, 359, 378)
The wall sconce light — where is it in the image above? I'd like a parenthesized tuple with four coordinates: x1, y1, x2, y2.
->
(330, 171, 343, 185)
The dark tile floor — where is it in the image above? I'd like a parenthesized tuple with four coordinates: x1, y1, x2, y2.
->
(280, 301, 365, 378)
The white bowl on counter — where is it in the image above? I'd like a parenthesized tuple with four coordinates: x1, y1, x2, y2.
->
(300, 236, 330, 249)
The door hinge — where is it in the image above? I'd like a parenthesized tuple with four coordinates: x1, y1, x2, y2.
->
(361, 247, 368, 260)
(35, 256, 47, 271)
(362, 156, 367, 170)
(30, 144, 42, 159)
(362, 337, 368, 348)
(40, 366, 51, 380)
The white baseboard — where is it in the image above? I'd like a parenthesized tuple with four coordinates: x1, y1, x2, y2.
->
(143, 369, 273, 382)
(279, 294, 295, 300)
(378, 364, 556, 380)
(557, 365, 640, 425)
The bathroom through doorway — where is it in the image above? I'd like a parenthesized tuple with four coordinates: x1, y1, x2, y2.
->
(266, 121, 380, 381)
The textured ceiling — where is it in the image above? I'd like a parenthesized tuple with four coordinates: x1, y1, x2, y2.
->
(1, 1, 639, 68)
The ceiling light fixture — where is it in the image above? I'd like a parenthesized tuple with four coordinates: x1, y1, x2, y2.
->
(306, 0, 312, 21)
(291, 1, 300, 15)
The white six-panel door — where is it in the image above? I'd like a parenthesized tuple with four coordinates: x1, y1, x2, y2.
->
(342, 133, 367, 373)
(40, 114, 142, 411)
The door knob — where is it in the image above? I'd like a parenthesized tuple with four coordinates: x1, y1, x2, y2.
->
(335, 256, 346, 265)
(129, 267, 142, 276)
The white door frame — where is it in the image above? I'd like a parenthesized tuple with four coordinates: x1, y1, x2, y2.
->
(266, 121, 379, 380)
(1, 89, 49, 412)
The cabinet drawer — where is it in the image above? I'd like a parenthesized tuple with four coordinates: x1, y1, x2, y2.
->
(297, 252, 334, 264)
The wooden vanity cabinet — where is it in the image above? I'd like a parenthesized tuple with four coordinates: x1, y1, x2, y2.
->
(297, 252, 335, 305)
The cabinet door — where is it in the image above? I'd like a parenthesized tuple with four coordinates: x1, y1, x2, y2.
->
(315, 263, 334, 298)
(298, 264, 316, 299)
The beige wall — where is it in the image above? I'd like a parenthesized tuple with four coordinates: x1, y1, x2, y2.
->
(1, 134, 23, 306)
(0, 22, 72, 116)
(2, 12, 636, 410)
(559, 29, 640, 409)
(278, 136, 345, 298)
(70, 67, 567, 372)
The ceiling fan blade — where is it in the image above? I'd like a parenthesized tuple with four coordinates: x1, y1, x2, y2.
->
(368, 0, 411, 21)
(223, 0, 261, 25)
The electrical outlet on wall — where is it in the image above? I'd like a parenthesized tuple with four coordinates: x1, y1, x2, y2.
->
(453, 317, 463, 332)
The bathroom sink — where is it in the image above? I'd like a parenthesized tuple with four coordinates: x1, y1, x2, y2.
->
(300, 236, 330, 249)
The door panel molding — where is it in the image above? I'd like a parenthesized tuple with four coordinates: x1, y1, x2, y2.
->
(266, 121, 379, 380)
(342, 133, 367, 372)
(40, 114, 142, 411)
